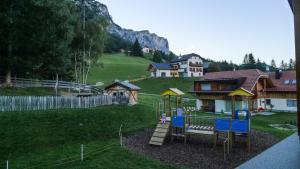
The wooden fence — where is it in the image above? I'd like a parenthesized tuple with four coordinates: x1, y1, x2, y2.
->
(0, 95, 114, 112)
(0, 77, 102, 94)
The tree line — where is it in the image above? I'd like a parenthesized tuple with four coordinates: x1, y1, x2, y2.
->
(0, 0, 108, 85)
(207, 53, 295, 73)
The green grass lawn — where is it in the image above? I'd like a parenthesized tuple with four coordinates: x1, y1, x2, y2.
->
(87, 53, 151, 85)
(134, 77, 198, 96)
(0, 87, 66, 96)
(0, 100, 177, 169)
(251, 113, 297, 139)
(0, 93, 296, 168)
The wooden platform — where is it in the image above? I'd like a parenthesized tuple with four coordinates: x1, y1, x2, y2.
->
(149, 122, 170, 146)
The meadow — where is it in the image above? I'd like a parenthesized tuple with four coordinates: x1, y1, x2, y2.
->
(87, 53, 151, 85)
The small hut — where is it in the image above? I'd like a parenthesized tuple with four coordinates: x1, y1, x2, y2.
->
(105, 81, 141, 105)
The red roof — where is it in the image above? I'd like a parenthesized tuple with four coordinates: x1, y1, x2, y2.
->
(203, 69, 268, 92)
(266, 71, 296, 92)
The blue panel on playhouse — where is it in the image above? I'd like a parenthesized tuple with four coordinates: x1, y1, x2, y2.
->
(172, 116, 185, 128)
(177, 108, 184, 116)
(231, 119, 249, 133)
(215, 118, 231, 132)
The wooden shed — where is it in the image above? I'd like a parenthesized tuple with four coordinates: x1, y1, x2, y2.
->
(105, 81, 141, 105)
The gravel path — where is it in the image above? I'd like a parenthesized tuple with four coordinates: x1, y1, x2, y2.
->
(124, 129, 279, 169)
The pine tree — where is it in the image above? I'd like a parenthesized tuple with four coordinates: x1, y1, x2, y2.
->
(130, 39, 143, 57)
(271, 59, 276, 68)
(256, 58, 263, 71)
(243, 54, 249, 64)
(248, 53, 256, 65)
(289, 58, 295, 70)
(280, 60, 288, 70)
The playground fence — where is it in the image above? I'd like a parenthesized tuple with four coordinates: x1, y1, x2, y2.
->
(0, 95, 115, 112)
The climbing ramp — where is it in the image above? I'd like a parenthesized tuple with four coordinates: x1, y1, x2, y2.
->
(149, 122, 170, 146)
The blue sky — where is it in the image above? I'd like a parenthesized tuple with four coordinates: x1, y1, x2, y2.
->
(100, 0, 295, 65)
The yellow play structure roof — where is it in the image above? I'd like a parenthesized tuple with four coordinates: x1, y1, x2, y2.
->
(161, 88, 185, 96)
(228, 87, 254, 97)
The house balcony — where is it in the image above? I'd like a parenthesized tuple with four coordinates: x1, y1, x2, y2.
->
(237, 133, 300, 169)
(189, 63, 203, 67)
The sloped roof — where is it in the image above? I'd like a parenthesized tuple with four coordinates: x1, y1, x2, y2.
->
(171, 53, 201, 63)
(149, 63, 172, 70)
(228, 87, 254, 97)
(202, 69, 268, 91)
(266, 71, 296, 92)
(105, 81, 141, 91)
(162, 88, 184, 96)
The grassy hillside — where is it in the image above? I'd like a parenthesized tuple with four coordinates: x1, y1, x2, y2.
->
(88, 53, 151, 85)
(134, 77, 198, 95)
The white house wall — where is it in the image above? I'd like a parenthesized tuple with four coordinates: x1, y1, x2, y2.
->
(196, 99, 202, 110)
(268, 98, 297, 112)
(186, 56, 203, 77)
(156, 69, 171, 77)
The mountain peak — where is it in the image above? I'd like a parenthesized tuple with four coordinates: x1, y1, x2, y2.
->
(92, 1, 170, 54)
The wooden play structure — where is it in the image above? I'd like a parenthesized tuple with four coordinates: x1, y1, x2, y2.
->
(149, 87, 252, 154)
(149, 88, 184, 146)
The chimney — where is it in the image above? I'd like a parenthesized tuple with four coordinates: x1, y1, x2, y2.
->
(275, 70, 282, 79)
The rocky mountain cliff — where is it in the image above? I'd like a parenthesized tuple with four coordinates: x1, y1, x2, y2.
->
(86, 0, 169, 54)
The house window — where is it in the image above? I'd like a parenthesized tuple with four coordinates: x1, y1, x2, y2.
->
(161, 72, 166, 77)
(113, 92, 117, 96)
(292, 80, 297, 85)
(287, 100, 297, 107)
(190, 68, 192, 71)
(284, 80, 290, 85)
(266, 99, 271, 105)
(202, 83, 211, 91)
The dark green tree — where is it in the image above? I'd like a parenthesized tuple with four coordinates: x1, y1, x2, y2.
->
(130, 39, 143, 57)
(289, 58, 295, 70)
(248, 53, 256, 65)
(207, 62, 221, 72)
(153, 51, 163, 63)
(271, 59, 276, 68)
(241, 53, 256, 69)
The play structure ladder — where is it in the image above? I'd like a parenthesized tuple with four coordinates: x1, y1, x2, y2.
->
(149, 122, 170, 146)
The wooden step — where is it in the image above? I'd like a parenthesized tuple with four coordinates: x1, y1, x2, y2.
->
(155, 128, 168, 133)
(153, 132, 168, 138)
(150, 136, 164, 143)
(156, 123, 170, 129)
(149, 141, 163, 146)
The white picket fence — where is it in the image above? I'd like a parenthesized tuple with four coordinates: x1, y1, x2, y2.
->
(0, 95, 114, 112)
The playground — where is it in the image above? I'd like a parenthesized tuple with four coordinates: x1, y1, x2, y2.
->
(124, 128, 278, 169)
(125, 88, 281, 168)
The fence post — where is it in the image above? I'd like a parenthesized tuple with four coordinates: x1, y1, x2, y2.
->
(6, 160, 8, 169)
(81, 144, 84, 161)
(119, 124, 123, 147)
